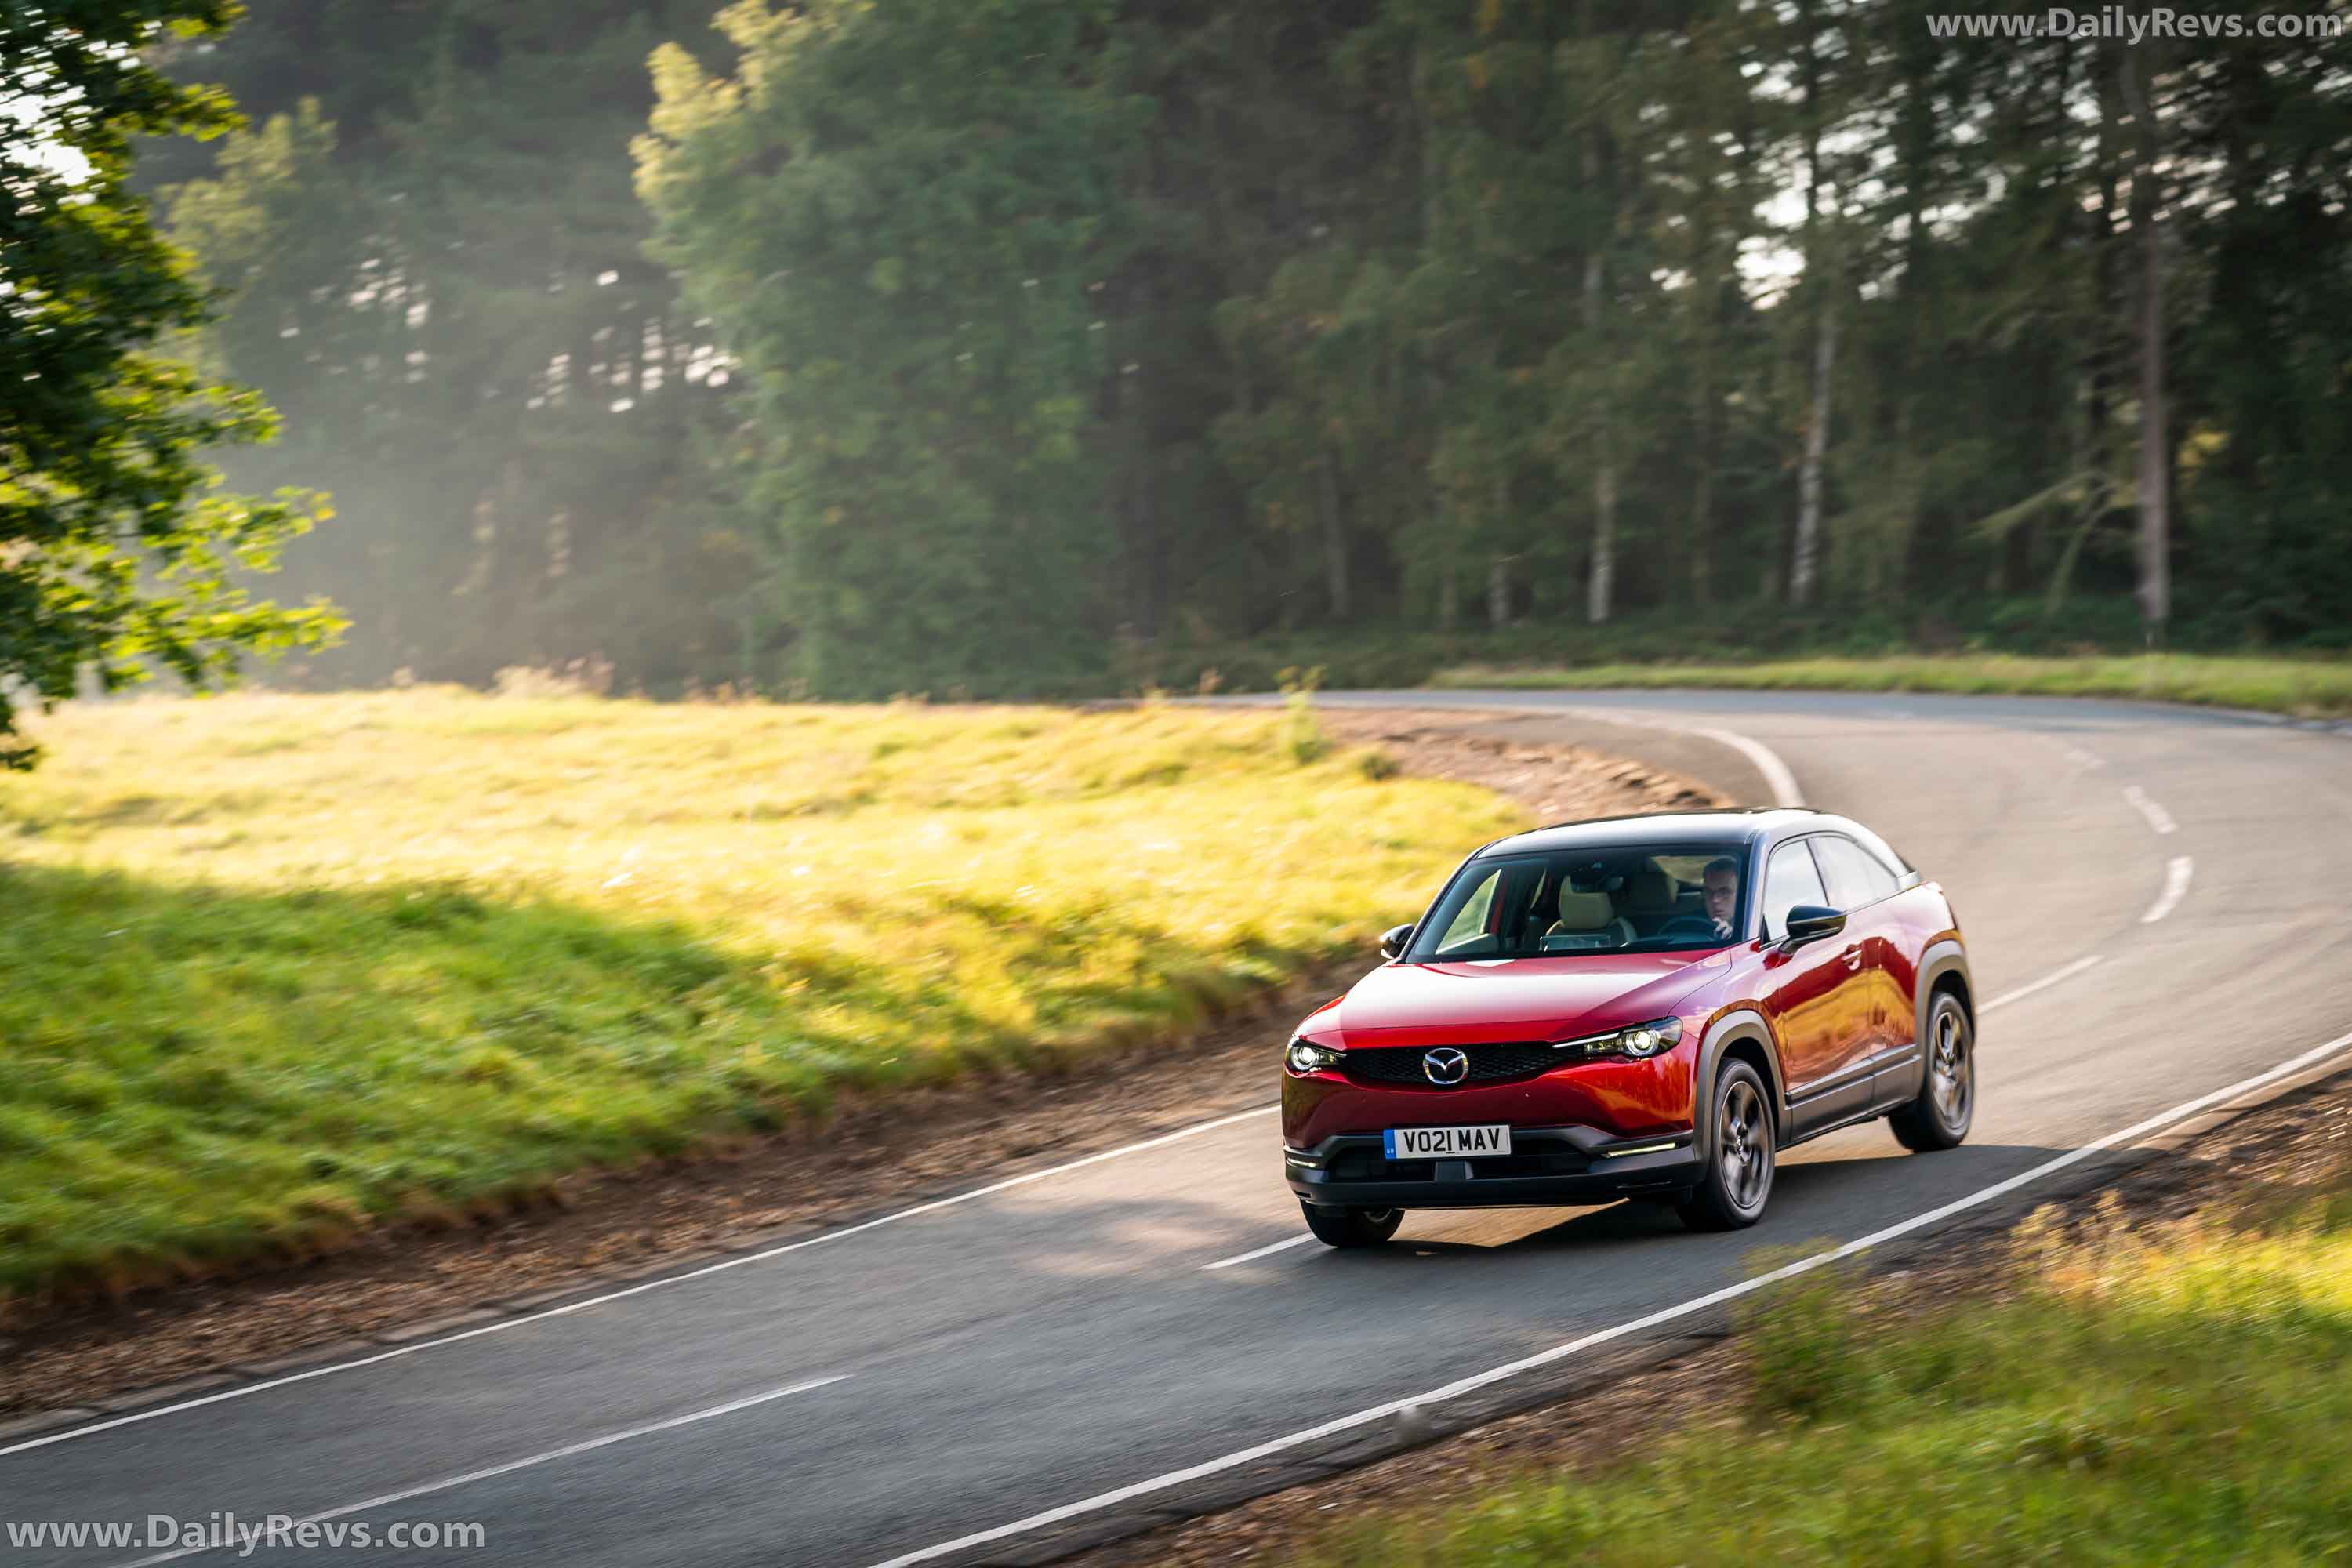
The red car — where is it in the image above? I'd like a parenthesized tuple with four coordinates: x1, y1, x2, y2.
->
(1283, 809, 1974, 1244)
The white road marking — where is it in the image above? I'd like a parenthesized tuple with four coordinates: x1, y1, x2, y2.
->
(2059, 743, 2104, 770)
(865, 1025, 2352, 1568)
(1342, 698, 1806, 811)
(1204, 1233, 1318, 1271)
(110, 1376, 851, 1568)
(1981, 954, 2103, 1013)
(0, 1105, 1278, 1460)
(2143, 855, 2194, 924)
(2122, 785, 2178, 835)
(1690, 724, 1805, 808)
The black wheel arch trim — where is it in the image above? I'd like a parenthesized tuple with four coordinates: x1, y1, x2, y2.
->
(1693, 1008, 1791, 1150)
(1907, 938, 1974, 1099)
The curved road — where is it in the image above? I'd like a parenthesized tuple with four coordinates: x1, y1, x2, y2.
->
(5, 691, 2350, 1567)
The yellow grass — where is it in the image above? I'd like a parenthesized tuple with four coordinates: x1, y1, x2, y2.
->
(0, 691, 1523, 1297)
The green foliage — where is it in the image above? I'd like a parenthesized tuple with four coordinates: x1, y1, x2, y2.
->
(1437, 652, 2352, 722)
(637, 0, 1152, 697)
(1740, 1250, 1869, 1421)
(0, 690, 1524, 1297)
(157, 1, 753, 695)
(1298, 1186, 2352, 1566)
(124, 0, 2352, 697)
(1279, 664, 1327, 764)
(0, 0, 338, 768)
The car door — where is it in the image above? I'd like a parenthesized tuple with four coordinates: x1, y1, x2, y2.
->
(1755, 837, 1878, 1134)
(1811, 833, 1911, 1056)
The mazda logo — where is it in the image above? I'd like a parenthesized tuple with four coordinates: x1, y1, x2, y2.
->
(1422, 1047, 1469, 1086)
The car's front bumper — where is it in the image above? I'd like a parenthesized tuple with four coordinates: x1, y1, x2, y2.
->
(1284, 1124, 1700, 1210)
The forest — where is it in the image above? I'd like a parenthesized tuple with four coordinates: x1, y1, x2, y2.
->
(147, 0, 2352, 698)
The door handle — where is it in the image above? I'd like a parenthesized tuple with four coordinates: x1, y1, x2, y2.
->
(1840, 944, 1863, 970)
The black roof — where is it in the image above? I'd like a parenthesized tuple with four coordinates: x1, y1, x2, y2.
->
(1473, 808, 1824, 859)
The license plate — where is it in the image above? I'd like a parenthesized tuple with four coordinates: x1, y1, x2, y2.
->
(1384, 1123, 1512, 1159)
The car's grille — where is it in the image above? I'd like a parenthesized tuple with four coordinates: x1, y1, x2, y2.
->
(1340, 1041, 1561, 1089)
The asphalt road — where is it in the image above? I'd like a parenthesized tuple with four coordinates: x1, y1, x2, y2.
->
(6, 690, 2350, 1568)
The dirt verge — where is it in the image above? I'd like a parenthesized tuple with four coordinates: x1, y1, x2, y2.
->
(0, 708, 1724, 1418)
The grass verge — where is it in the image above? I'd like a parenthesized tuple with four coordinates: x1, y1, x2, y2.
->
(1294, 1180, 2352, 1566)
(1433, 652, 2352, 720)
(0, 691, 1525, 1301)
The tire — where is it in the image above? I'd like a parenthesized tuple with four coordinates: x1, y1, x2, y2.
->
(1890, 991, 1974, 1152)
(1300, 1201, 1405, 1249)
(1676, 1058, 1775, 1231)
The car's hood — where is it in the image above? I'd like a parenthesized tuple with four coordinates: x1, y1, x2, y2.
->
(1320, 953, 1729, 1048)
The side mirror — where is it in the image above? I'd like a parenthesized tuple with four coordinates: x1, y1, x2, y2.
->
(1781, 905, 1847, 947)
(1378, 923, 1416, 962)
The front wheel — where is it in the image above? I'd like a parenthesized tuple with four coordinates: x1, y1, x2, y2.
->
(1890, 992, 1974, 1152)
(1676, 1059, 1775, 1231)
(1301, 1201, 1404, 1249)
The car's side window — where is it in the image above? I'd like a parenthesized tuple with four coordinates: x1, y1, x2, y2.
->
(1814, 834, 1899, 909)
(1434, 868, 1502, 956)
(1760, 839, 1830, 939)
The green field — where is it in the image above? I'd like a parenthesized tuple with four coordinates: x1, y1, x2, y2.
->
(1297, 1183, 2352, 1566)
(1432, 653, 2352, 720)
(0, 691, 1523, 1300)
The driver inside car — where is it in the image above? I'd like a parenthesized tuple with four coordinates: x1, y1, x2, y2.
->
(1701, 855, 1740, 939)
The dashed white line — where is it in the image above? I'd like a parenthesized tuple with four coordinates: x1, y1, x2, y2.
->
(0, 1105, 1279, 1460)
(1981, 954, 2103, 1013)
(111, 1375, 851, 1568)
(2122, 785, 2178, 835)
(1204, 1233, 1318, 1271)
(863, 1025, 2352, 1568)
(2143, 855, 2194, 924)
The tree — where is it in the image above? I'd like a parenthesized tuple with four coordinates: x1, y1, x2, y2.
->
(160, 1, 749, 695)
(637, 0, 1151, 696)
(1, 0, 336, 768)
(2118, 13, 2168, 639)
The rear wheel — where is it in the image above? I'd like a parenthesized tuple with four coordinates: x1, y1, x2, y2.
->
(1676, 1060, 1774, 1231)
(1890, 992, 1974, 1152)
(1300, 1202, 1404, 1249)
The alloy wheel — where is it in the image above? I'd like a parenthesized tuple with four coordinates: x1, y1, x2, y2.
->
(1929, 1006, 1972, 1129)
(1720, 1076, 1769, 1212)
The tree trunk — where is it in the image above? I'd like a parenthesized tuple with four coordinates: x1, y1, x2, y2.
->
(1581, 168, 1616, 626)
(1487, 555, 1511, 629)
(1690, 434, 1715, 605)
(2121, 27, 2169, 637)
(1438, 554, 1458, 631)
(1789, 0, 1829, 609)
(1318, 451, 1350, 622)
(1688, 260, 1717, 607)
(1793, 285, 1837, 609)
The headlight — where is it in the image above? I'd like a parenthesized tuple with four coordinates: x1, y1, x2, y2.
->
(1557, 1017, 1683, 1060)
(1284, 1036, 1345, 1076)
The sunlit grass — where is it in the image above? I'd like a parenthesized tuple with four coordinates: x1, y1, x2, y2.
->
(1435, 653, 2352, 720)
(1298, 1183, 2352, 1565)
(0, 691, 1524, 1298)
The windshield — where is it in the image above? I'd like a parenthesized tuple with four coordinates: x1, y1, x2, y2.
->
(1408, 840, 1751, 960)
